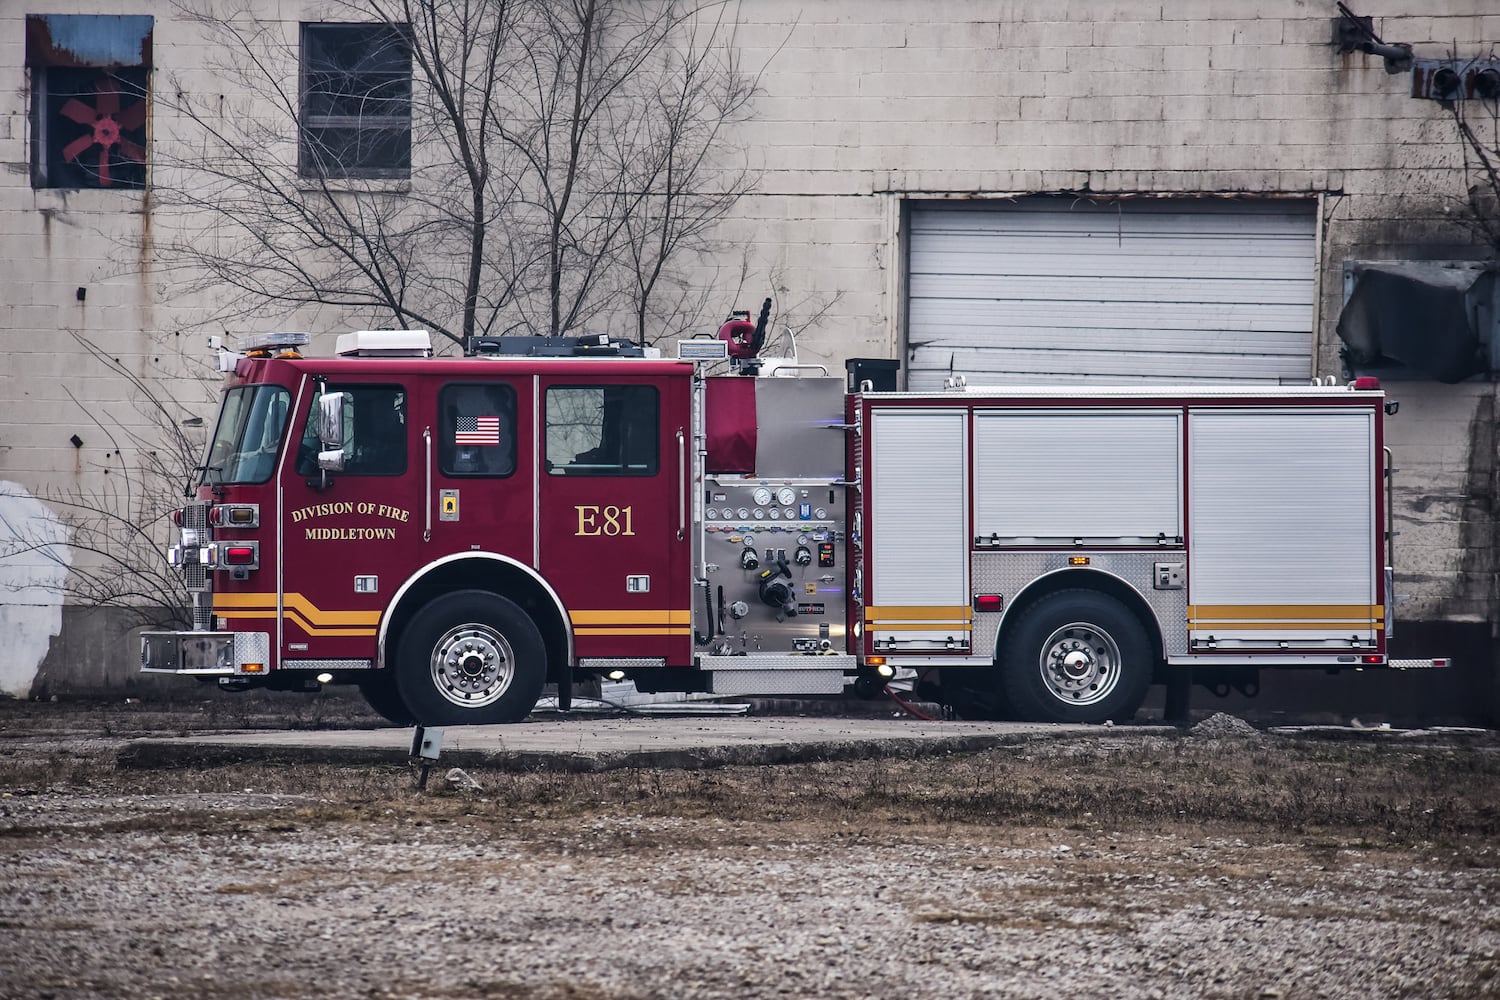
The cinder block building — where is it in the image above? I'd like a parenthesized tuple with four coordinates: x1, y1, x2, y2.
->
(1, 2, 1496, 718)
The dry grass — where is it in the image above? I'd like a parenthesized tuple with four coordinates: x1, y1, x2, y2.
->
(3, 721, 1498, 851)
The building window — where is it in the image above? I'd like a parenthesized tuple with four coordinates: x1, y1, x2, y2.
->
(300, 23, 412, 179)
(26, 14, 152, 190)
(439, 384, 518, 478)
(546, 386, 659, 476)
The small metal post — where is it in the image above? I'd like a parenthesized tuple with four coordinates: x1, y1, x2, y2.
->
(410, 725, 443, 789)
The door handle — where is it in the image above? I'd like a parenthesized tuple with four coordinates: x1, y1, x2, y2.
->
(423, 426, 432, 542)
(677, 428, 686, 542)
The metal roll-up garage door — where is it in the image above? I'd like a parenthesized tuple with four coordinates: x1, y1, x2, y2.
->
(905, 197, 1317, 389)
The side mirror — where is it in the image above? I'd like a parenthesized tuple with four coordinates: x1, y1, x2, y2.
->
(318, 391, 346, 448)
(317, 448, 346, 472)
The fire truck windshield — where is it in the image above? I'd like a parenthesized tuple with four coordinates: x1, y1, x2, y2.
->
(200, 385, 292, 486)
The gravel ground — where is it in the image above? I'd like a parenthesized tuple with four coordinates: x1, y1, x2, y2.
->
(2, 704, 1498, 999)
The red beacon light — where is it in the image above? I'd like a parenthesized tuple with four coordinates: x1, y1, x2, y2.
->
(1352, 377, 1381, 390)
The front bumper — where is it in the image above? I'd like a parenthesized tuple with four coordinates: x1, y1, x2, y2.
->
(141, 630, 270, 675)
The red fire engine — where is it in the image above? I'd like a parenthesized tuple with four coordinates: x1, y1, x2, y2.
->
(141, 317, 1440, 725)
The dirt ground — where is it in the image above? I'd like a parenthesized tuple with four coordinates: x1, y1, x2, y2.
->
(1, 700, 1498, 1000)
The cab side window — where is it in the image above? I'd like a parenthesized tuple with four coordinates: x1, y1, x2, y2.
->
(295, 384, 407, 476)
(439, 383, 517, 477)
(545, 385, 658, 476)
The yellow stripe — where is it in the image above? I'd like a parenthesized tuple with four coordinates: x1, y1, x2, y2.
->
(218, 607, 377, 638)
(1189, 621, 1385, 632)
(214, 592, 380, 626)
(570, 609, 692, 626)
(574, 627, 692, 636)
(866, 605, 972, 620)
(871, 623, 973, 633)
(1188, 604, 1383, 620)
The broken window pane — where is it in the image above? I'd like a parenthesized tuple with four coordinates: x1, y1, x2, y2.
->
(25, 14, 152, 190)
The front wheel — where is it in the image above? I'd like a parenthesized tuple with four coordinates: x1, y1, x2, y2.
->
(356, 673, 415, 727)
(999, 589, 1152, 724)
(396, 590, 546, 726)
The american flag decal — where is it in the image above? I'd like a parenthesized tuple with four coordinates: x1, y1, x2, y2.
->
(455, 415, 501, 446)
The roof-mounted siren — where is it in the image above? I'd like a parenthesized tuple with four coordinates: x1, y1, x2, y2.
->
(335, 330, 433, 358)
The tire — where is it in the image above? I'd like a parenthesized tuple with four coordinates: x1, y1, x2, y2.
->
(999, 589, 1152, 724)
(395, 590, 546, 726)
(357, 673, 415, 727)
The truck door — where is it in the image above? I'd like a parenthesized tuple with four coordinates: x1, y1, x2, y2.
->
(424, 377, 535, 567)
(274, 378, 421, 665)
(536, 374, 692, 664)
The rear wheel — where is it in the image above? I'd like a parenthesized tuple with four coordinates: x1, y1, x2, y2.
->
(999, 589, 1151, 724)
(396, 590, 546, 726)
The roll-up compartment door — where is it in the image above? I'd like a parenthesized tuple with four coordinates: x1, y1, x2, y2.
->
(867, 408, 970, 650)
(973, 409, 1182, 545)
(1187, 408, 1378, 647)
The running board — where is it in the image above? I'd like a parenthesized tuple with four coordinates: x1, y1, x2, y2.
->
(698, 653, 853, 695)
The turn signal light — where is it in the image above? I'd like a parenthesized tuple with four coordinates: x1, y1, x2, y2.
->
(170, 508, 184, 527)
(242, 663, 265, 674)
(1362, 655, 1383, 664)
(209, 504, 260, 528)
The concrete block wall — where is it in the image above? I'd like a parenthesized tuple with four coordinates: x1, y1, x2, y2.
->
(1, 1, 1495, 712)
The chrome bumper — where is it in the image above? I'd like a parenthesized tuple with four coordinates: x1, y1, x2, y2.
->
(140, 630, 270, 675)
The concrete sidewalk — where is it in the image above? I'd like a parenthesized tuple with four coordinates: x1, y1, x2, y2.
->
(116, 716, 1159, 772)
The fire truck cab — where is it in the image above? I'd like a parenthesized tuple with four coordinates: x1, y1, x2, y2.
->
(141, 326, 1440, 725)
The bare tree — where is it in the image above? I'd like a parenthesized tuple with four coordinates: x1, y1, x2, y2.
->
(7, 335, 214, 632)
(1452, 97, 1500, 254)
(149, 0, 762, 350)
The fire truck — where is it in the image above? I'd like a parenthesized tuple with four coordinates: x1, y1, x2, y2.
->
(141, 311, 1437, 725)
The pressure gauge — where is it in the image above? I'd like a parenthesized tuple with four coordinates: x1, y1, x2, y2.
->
(753, 487, 773, 506)
(814, 507, 828, 519)
(776, 487, 797, 506)
(752, 508, 764, 519)
(769, 508, 781, 519)
(706, 508, 718, 519)
(737, 507, 750, 520)
(742, 534, 756, 548)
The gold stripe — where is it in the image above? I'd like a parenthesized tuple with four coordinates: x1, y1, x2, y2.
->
(214, 592, 380, 626)
(574, 626, 692, 636)
(218, 607, 377, 638)
(1190, 621, 1385, 632)
(871, 623, 973, 633)
(866, 605, 972, 620)
(1188, 604, 1383, 620)
(570, 610, 692, 625)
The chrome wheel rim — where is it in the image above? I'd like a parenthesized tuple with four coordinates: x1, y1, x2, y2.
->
(430, 624, 515, 708)
(1038, 621, 1120, 707)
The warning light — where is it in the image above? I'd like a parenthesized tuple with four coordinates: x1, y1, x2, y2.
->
(224, 545, 257, 565)
(867, 655, 886, 667)
(170, 508, 184, 527)
(242, 663, 265, 674)
(1352, 377, 1381, 390)
(1362, 655, 1383, 664)
(973, 594, 1003, 612)
(1068, 556, 1090, 566)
